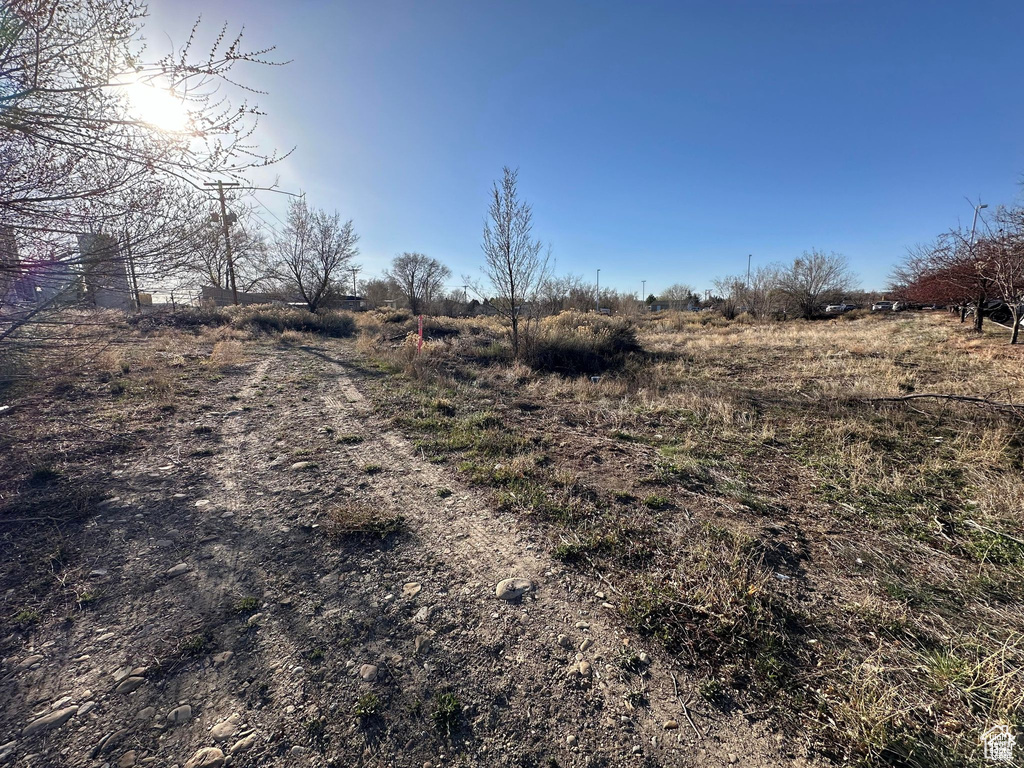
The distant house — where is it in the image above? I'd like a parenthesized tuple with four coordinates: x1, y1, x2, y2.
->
(200, 286, 368, 311)
(200, 285, 282, 307)
(648, 299, 698, 312)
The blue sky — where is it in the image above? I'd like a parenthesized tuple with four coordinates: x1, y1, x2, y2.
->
(149, 0, 1024, 294)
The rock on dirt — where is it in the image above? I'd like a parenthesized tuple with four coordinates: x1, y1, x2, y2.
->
(115, 677, 146, 694)
(495, 577, 532, 600)
(359, 664, 379, 682)
(210, 714, 241, 742)
(165, 563, 190, 578)
(183, 747, 225, 768)
(22, 706, 77, 737)
(167, 704, 193, 725)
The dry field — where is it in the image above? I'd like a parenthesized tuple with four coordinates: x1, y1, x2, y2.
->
(0, 306, 1021, 768)
(357, 308, 1024, 767)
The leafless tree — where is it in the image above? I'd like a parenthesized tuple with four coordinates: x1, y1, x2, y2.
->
(272, 199, 359, 312)
(359, 277, 401, 308)
(0, 0, 284, 370)
(982, 207, 1024, 344)
(385, 253, 451, 316)
(475, 167, 550, 358)
(659, 283, 697, 302)
(774, 250, 857, 319)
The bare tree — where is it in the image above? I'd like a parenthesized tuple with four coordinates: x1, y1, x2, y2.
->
(659, 283, 697, 302)
(359, 277, 401, 308)
(273, 199, 359, 312)
(385, 253, 451, 316)
(982, 207, 1024, 344)
(475, 167, 550, 358)
(775, 250, 857, 319)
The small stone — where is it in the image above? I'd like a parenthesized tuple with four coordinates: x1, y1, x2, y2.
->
(580, 638, 593, 652)
(663, 720, 678, 730)
(165, 563, 190, 578)
(495, 578, 532, 601)
(136, 707, 155, 721)
(0, 742, 15, 762)
(556, 634, 572, 649)
(17, 655, 43, 669)
(578, 661, 592, 678)
(183, 747, 225, 768)
(632, 745, 642, 754)
(229, 733, 257, 754)
(166, 704, 192, 724)
(566, 734, 578, 746)
(414, 635, 432, 655)
(78, 701, 96, 716)
(359, 664, 378, 682)
(118, 750, 137, 768)
(211, 651, 233, 667)
(211, 714, 240, 742)
(402, 582, 422, 597)
(289, 461, 316, 471)
(290, 746, 308, 755)
(729, 755, 738, 764)
(115, 677, 145, 694)
(22, 705, 77, 737)
(413, 606, 430, 623)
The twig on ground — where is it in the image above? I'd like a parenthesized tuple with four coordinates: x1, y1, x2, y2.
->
(965, 519, 1024, 548)
(670, 671, 703, 741)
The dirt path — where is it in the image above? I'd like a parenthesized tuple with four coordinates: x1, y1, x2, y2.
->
(1, 340, 798, 767)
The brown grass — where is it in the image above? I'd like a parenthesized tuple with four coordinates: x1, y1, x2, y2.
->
(356, 309, 1024, 767)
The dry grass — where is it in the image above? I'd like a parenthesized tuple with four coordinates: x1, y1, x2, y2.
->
(356, 309, 1024, 767)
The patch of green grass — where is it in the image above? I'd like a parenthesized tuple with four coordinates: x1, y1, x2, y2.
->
(11, 609, 41, 629)
(363, 464, 383, 475)
(436, 487, 453, 498)
(336, 433, 364, 444)
(642, 494, 670, 510)
(193, 424, 214, 435)
(179, 633, 208, 657)
(553, 534, 617, 563)
(234, 596, 261, 614)
(431, 692, 461, 736)
(612, 490, 634, 503)
(353, 692, 382, 719)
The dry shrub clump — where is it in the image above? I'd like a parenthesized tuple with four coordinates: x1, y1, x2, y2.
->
(207, 340, 245, 368)
(226, 305, 356, 338)
(326, 503, 406, 540)
(526, 311, 641, 375)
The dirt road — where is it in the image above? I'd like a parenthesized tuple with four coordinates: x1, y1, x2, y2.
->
(0, 340, 797, 767)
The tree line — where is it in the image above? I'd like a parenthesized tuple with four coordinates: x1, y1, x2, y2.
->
(892, 205, 1024, 343)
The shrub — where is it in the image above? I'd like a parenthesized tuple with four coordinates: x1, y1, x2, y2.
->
(227, 305, 356, 338)
(526, 311, 641, 375)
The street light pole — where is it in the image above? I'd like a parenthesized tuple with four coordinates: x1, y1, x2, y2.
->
(970, 202, 988, 245)
(596, 269, 600, 312)
(641, 279, 646, 302)
(968, 201, 988, 332)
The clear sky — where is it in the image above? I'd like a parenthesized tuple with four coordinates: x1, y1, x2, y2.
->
(148, 0, 1024, 295)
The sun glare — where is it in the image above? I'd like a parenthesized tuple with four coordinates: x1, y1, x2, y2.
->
(124, 76, 191, 133)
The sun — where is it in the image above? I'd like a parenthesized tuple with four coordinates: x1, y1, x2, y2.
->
(122, 75, 191, 133)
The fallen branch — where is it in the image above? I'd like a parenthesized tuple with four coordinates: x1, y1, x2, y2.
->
(965, 520, 1024, 548)
(864, 393, 1023, 416)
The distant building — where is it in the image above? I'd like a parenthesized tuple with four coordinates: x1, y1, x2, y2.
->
(78, 233, 132, 310)
(200, 285, 282, 307)
(648, 299, 698, 312)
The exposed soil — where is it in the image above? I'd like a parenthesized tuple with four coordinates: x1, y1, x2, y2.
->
(0, 338, 804, 767)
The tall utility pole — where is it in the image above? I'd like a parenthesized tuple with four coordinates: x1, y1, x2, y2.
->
(596, 269, 601, 311)
(349, 266, 360, 297)
(746, 254, 752, 288)
(205, 180, 241, 305)
(641, 279, 646, 301)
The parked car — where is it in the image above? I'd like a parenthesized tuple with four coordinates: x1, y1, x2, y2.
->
(871, 301, 894, 311)
(825, 303, 859, 313)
